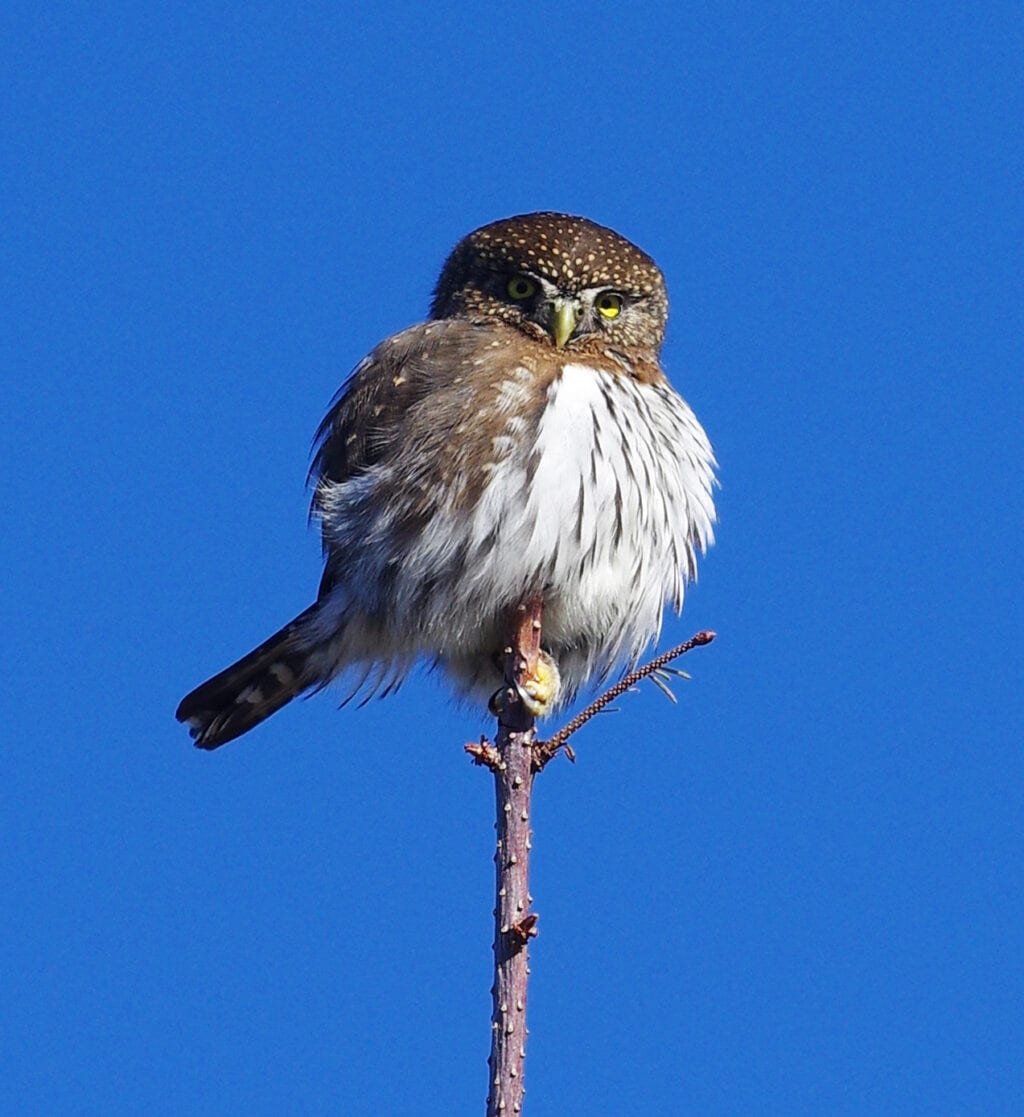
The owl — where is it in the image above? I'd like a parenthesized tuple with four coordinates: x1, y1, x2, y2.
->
(177, 213, 716, 748)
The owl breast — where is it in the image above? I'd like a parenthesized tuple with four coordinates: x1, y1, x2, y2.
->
(312, 363, 716, 706)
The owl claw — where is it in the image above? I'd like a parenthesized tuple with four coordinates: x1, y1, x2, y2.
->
(488, 686, 516, 718)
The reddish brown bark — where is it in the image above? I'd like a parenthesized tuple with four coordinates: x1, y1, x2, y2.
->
(484, 598, 543, 1115)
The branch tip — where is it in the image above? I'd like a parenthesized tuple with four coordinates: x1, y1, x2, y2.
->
(535, 629, 717, 760)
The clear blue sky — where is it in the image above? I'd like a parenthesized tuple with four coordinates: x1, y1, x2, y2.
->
(4, 3, 1021, 1113)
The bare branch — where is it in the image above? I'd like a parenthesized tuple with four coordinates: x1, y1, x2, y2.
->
(482, 597, 543, 1117)
(469, 623, 717, 1113)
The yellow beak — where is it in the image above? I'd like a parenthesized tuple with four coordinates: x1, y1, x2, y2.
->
(551, 298, 580, 348)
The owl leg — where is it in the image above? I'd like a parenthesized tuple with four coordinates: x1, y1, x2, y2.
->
(484, 597, 562, 719)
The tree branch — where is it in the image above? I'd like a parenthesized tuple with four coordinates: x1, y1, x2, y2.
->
(465, 623, 717, 1114)
(469, 598, 543, 1116)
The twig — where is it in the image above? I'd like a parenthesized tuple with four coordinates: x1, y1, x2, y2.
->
(533, 630, 716, 770)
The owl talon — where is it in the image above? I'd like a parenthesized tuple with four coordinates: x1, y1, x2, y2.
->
(488, 686, 516, 717)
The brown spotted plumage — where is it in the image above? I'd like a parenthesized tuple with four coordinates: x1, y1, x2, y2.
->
(176, 213, 716, 748)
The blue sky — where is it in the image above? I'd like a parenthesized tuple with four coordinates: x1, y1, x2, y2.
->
(4, 3, 1021, 1113)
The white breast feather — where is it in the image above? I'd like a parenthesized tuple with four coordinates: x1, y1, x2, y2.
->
(313, 363, 716, 700)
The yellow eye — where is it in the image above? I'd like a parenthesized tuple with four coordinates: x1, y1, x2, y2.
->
(596, 292, 623, 319)
(506, 275, 536, 300)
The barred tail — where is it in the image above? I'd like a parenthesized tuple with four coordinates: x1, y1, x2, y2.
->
(176, 605, 321, 749)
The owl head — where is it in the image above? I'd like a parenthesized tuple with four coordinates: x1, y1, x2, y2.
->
(430, 212, 668, 354)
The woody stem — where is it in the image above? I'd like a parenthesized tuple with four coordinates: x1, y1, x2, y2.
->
(485, 597, 543, 1116)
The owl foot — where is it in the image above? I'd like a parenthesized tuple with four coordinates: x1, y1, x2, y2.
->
(516, 649, 561, 717)
(488, 649, 561, 720)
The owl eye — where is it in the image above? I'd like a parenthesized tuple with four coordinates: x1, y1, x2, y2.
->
(596, 292, 623, 319)
(506, 275, 537, 301)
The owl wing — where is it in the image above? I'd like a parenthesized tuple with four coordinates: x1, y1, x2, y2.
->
(309, 318, 504, 598)
(314, 324, 432, 489)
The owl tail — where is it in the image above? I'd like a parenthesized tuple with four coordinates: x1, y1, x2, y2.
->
(176, 605, 321, 749)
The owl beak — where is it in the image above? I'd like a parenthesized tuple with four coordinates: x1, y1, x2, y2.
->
(550, 298, 582, 348)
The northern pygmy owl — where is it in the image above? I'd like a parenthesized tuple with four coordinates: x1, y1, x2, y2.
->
(177, 213, 717, 748)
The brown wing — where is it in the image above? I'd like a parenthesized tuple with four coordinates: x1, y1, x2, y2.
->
(309, 318, 512, 599)
(313, 324, 435, 490)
